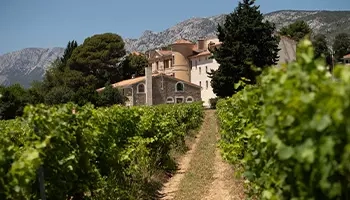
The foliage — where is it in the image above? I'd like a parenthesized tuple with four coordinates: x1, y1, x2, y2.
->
(279, 20, 312, 42)
(96, 85, 126, 107)
(120, 53, 148, 79)
(0, 84, 31, 119)
(332, 32, 350, 62)
(0, 102, 203, 200)
(60, 40, 78, 67)
(209, 97, 219, 109)
(209, 0, 280, 98)
(217, 39, 350, 199)
(68, 33, 126, 87)
(312, 34, 332, 67)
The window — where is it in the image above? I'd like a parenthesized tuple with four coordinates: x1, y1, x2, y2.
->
(205, 66, 208, 73)
(172, 55, 175, 65)
(186, 96, 194, 103)
(195, 60, 197, 67)
(166, 97, 174, 104)
(175, 97, 184, 104)
(206, 81, 209, 89)
(156, 61, 159, 70)
(199, 67, 201, 75)
(175, 82, 184, 92)
(199, 81, 202, 89)
(137, 83, 145, 93)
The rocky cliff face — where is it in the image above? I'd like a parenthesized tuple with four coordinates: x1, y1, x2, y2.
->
(125, 10, 350, 52)
(0, 47, 64, 88)
(1, 10, 349, 87)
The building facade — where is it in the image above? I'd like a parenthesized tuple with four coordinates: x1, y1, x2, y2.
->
(97, 66, 201, 106)
(146, 35, 297, 107)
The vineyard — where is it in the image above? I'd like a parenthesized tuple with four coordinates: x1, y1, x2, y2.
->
(0, 102, 203, 200)
(217, 40, 350, 199)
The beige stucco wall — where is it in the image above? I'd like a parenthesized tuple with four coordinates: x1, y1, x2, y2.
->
(277, 36, 297, 66)
(190, 55, 219, 107)
(172, 44, 194, 82)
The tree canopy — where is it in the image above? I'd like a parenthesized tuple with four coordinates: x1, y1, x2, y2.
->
(333, 33, 350, 62)
(120, 53, 148, 79)
(208, 0, 280, 97)
(68, 33, 126, 87)
(0, 84, 30, 120)
(279, 20, 312, 42)
(312, 34, 332, 68)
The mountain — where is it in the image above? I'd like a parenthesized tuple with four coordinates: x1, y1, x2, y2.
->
(1, 10, 350, 87)
(0, 47, 64, 88)
(125, 10, 350, 52)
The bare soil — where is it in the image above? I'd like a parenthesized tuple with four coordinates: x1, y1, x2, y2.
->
(158, 110, 245, 200)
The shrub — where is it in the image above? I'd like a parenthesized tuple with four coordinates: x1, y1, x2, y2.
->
(217, 39, 350, 199)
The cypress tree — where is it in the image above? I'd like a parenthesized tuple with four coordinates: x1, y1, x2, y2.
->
(209, 0, 280, 97)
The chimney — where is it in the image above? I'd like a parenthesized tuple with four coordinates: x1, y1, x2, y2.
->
(198, 38, 205, 50)
(145, 65, 153, 106)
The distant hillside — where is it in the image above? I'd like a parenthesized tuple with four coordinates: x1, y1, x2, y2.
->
(124, 10, 350, 52)
(1, 10, 349, 87)
(0, 47, 64, 88)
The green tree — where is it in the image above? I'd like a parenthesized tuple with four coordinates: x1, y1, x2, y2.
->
(0, 84, 30, 119)
(312, 34, 332, 66)
(96, 84, 126, 107)
(60, 40, 78, 68)
(68, 33, 126, 87)
(333, 33, 350, 62)
(208, 0, 280, 97)
(279, 20, 312, 42)
(120, 53, 148, 79)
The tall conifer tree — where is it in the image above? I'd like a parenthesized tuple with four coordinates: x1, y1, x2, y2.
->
(209, 0, 280, 97)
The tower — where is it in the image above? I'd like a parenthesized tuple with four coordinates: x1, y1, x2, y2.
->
(170, 39, 195, 82)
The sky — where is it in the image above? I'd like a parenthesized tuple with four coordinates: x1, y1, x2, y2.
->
(0, 0, 349, 55)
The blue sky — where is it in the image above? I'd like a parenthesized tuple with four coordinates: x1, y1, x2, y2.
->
(0, 0, 349, 54)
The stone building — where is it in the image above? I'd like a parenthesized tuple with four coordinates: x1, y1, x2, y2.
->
(343, 53, 350, 65)
(147, 35, 297, 107)
(96, 66, 201, 106)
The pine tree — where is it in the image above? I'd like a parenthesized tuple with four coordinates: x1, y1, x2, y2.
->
(279, 20, 312, 42)
(208, 0, 280, 97)
(60, 40, 78, 65)
(333, 33, 350, 62)
(312, 34, 332, 67)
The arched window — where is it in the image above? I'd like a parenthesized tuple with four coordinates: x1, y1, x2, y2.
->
(175, 82, 184, 92)
(166, 97, 174, 104)
(137, 83, 145, 93)
(206, 81, 209, 89)
(186, 96, 194, 103)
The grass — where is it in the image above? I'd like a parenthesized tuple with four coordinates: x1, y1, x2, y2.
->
(173, 110, 217, 200)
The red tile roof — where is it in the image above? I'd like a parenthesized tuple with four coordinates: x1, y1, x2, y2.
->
(158, 50, 172, 56)
(343, 54, 350, 59)
(188, 50, 211, 59)
(174, 39, 194, 44)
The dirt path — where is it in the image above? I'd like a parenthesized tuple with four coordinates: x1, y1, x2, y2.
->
(158, 129, 203, 200)
(203, 120, 245, 200)
(158, 110, 245, 200)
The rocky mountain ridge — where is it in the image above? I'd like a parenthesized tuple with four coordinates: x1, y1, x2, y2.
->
(1, 10, 349, 87)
